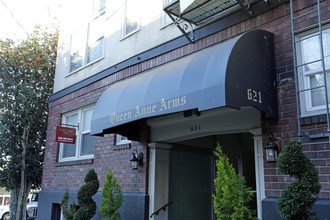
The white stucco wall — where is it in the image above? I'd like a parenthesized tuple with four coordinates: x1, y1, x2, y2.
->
(53, 0, 185, 93)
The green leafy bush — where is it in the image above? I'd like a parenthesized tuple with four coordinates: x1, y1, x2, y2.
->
(61, 169, 100, 220)
(213, 145, 256, 220)
(100, 169, 124, 220)
(61, 190, 77, 220)
(277, 140, 321, 220)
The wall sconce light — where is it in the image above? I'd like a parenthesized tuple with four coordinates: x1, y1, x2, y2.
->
(130, 150, 143, 170)
(264, 133, 281, 162)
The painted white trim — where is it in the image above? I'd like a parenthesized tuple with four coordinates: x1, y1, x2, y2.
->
(59, 105, 95, 162)
(121, 0, 141, 39)
(68, 16, 105, 75)
(115, 134, 131, 145)
(251, 128, 265, 220)
(148, 107, 261, 143)
(296, 26, 330, 117)
(148, 143, 172, 220)
(148, 110, 263, 219)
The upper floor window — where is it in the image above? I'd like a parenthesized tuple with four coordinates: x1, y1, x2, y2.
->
(69, 16, 105, 73)
(123, 0, 140, 37)
(70, 29, 85, 72)
(297, 28, 330, 116)
(93, 0, 106, 15)
(87, 18, 104, 63)
(59, 106, 95, 161)
(161, 0, 175, 27)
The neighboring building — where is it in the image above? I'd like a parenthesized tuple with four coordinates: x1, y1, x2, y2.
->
(38, 0, 330, 219)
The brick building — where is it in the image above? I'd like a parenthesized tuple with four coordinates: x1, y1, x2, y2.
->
(38, 0, 330, 219)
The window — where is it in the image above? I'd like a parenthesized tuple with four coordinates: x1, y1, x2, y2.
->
(59, 106, 95, 161)
(87, 18, 104, 63)
(69, 16, 104, 73)
(297, 28, 330, 115)
(161, 0, 175, 27)
(93, 0, 106, 15)
(123, 0, 140, 37)
(30, 192, 39, 202)
(69, 29, 85, 72)
(116, 134, 130, 145)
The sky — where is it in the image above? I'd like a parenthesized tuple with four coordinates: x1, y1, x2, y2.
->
(0, 0, 63, 41)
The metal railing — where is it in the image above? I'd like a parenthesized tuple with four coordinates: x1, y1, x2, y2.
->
(150, 201, 174, 218)
(290, 0, 330, 144)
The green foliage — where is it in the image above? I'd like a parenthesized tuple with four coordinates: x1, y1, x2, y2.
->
(213, 145, 256, 220)
(61, 190, 77, 220)
(100, 169, 124, 220)
(61, 169, 100, 220)
(0, 26, 58, 188)
(277, 140, 321, 220)
(0, 26, 58, 218)
(75, 169, 100, 220)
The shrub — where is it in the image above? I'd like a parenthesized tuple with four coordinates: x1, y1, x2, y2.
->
(213, 145, 256, 220)
(75, 169, 100, 219)
(100, 169, 124, 220)
(61, 190, 77, 220)
(277, 140, 321, 220)
(61, 169, 100, 220)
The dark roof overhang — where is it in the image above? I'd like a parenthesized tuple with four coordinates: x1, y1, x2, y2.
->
(91, 30, 278, 139)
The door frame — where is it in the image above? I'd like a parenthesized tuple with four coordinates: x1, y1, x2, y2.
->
(148, 129, 265, 219)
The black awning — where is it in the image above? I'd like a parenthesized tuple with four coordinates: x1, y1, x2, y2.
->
(91, 30, 278, 137)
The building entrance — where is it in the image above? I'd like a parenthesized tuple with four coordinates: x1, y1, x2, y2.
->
(164, 133, 257, 219)
(218, 133, 257, 214)
(168, 150, 213, 219)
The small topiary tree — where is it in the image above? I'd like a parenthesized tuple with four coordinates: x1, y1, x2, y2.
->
(100, 168, 124, 220)
(60, 169, 100, 220)
(75, 169, 100, 219)
(277, 139, 321, 220)
(213, 145, 256, 220)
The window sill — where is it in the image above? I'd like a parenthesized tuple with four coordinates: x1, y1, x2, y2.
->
(120, 28, 140, 41)
(160, 21, 174, 30)
(160, 17, 181, 30)
(56, 158, 94, 167)
(66, 56, 105, 77)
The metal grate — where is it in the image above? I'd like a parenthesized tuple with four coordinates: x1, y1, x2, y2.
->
(290, 0, 330, 143)
(163, 0, 261, 42)
(163, 0, 259, 25)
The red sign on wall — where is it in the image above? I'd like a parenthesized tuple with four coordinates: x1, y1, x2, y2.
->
(56, 126, 76, 144)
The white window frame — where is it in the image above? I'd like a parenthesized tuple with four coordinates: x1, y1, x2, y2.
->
(116, 134, 131, 145)
(59, 105, 95, 162)
(297, 26, 330, 117)
(122, 0, 141, 38)
(161, 0, 175, 28)
(68, 16, 105, 74)
(93, 0, 106, 15)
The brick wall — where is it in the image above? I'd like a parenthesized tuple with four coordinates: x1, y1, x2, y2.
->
(42, 85, 148, 193)
(262, 0, 330, 199)
(42, 0, 330, 199)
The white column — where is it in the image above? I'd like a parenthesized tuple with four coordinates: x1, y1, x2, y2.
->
(250, 128, 265, 219)
(148, 143, 172, 220)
